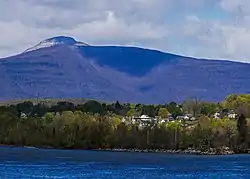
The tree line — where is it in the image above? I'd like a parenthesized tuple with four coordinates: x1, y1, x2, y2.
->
(0, 94, 250, 152)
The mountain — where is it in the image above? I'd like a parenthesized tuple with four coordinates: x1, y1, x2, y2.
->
(24, 36, 89, 53)
(1, 36, 250, 103)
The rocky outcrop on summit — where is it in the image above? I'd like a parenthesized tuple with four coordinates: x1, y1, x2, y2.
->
(23, 36, 89, 53)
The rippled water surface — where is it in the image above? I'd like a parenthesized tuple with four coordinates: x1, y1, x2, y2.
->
(0, 147, 250, 178)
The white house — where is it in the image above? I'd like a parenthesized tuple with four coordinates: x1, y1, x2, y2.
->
(139, 115, 152, 121)
(122, 117, 126, 123)
(213, 112, 220, 119)
(177, 114, 194, 121)
(228, 113, 237, 119)
(20, 112, 27, 119)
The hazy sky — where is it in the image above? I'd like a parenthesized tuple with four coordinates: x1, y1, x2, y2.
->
(0, 0, 250, 62)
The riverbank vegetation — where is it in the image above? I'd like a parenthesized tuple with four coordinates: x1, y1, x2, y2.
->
(0, 94, 250, 154)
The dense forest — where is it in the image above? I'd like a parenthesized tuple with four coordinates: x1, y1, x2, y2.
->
(0, 94, 250, 154)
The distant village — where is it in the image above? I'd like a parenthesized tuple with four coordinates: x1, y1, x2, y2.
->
(17, 100, 239, 128)
(121, 109, 238, 129)
(5, 96, 240, 133)
(1, 94, 249, 154)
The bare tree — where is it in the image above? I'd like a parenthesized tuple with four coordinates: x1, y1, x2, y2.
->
(182, 97, 202, 117)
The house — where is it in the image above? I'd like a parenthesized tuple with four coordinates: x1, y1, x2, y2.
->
(213, 110, 237, 120)
(190, 117, 196, 121)
(160, 119, 167, 124)
(176, 114, 195, 121)
(132, 115, 152, 123)
(168, 116, 174, 121)
(122, 117, 126, 123)
(131, 114, 160, 128)
(20, 112, 27, 119)
(213, 112, 220, 119)
(139, 115, 152, 121)
(176, 116, 184, 120)
(228, 112, 237, 119)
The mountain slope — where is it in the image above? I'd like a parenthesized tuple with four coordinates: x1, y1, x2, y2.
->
(1, 36, 250, 103)
(1, 45, 145, 102)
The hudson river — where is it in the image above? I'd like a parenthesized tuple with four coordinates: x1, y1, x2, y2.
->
(0, 147, 249, 178)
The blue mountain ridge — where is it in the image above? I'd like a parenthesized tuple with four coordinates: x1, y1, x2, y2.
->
(1, 36, 250, 104)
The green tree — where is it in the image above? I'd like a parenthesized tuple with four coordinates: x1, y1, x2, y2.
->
(200, 103, 218, 116)
(42, 112, 54, 124)
(141, 105, 156, 117)
(83, 100, 105, 114)
(158, 108, 170, 118)
(237, 114, 247, 150)
(126, 109, 136, 117)
(167, 102, 183, 118)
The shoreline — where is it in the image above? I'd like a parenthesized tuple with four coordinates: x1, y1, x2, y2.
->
(0, 144, 245, 155)
(95, 147, 235, 155)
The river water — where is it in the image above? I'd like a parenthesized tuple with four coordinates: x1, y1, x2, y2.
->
(0, 147, 249, 178)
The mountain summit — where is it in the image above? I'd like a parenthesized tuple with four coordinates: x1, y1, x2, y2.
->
(24, 36, 89, 53)
(1, 36, 250, 103)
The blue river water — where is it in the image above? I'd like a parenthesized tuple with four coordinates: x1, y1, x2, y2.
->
(0, 147, 250, 178)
